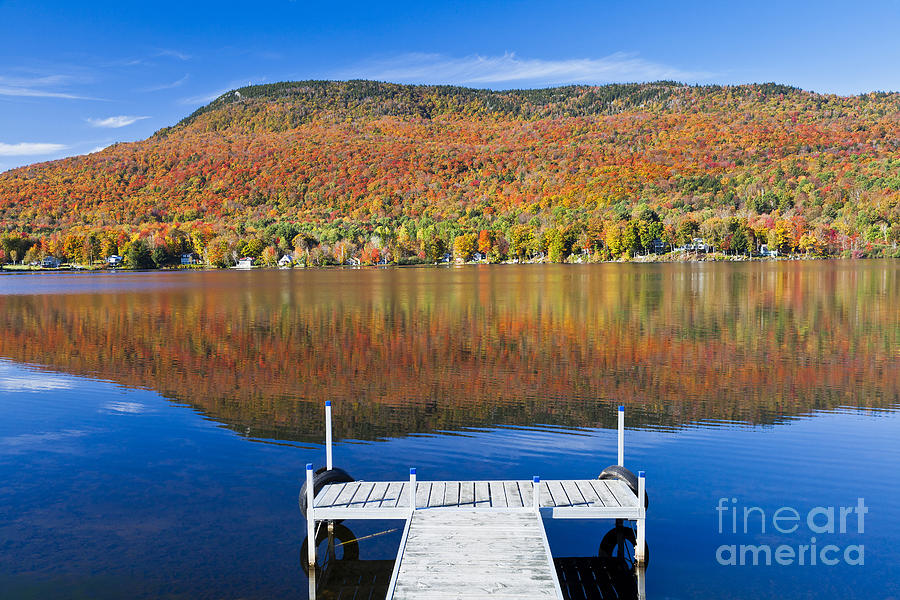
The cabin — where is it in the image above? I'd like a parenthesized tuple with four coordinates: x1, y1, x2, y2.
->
(106, 255, 123, 266)
(278, 255, 294, 267)
(345, 257, 361, 266)
(650, 239, 668, 254)
(759, 244, 779, 258)
(675, 238, 713, 253)
(472, 252, 485, 261)
(180, 253, 197, 265)
(41, 256, 61, 268)
(236, 257, 253, 269)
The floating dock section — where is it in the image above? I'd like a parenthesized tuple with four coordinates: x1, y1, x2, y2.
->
(304, 403, 647, 599)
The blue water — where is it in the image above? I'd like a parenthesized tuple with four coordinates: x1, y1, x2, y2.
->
(1, 263, 899, 599)
(1, 359, 898, 599)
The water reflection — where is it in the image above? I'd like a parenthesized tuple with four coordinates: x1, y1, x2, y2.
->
(1, 262, 898, 442)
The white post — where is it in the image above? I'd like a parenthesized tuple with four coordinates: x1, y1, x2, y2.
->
(325, 401, 333, 471)
(306, 463, 316, 567)
(532, 476, 540, 513)
(409, 468, 416, 513)
(617, 405, 625, 467)
(636, 470, 646, 566)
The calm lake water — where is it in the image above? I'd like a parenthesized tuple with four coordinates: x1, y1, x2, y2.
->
(1, 262, 898, 599)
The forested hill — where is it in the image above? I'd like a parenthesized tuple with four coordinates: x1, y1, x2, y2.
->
(2, 80, 900, 267)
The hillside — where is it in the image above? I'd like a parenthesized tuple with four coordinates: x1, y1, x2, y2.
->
(1, 80, 899, 266)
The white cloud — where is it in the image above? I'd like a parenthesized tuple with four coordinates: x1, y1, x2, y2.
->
(343, 51, 714, 87)
(0, 74, 97, 100)
(102, 401, 149, 414)
(0, 429, 89, 455)
(87, 115, 150, 128)
(0, 142, 68, 156)
(88, 144, 111, 154)
(0, 85, 91, 99)
(0, 372, 74, 390)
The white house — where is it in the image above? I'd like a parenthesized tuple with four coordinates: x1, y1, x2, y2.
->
(41, 256, 61, 268)
(236, 257, 254, 269)
(107, 255, 123, 266)
(278, 255, 293, 267)
(180, 253, 197, 265)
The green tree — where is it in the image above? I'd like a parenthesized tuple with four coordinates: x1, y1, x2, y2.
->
(126, 240, 154, 269)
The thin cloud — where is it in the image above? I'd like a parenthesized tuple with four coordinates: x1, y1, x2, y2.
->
(0, 142, 68, 156)
(142, 74, 189, 92)
(155, 49, 191, 61)
(87, 115, 150, 128)
(0, 86, 93, 100)
(180, 89, 230, 105)
(343, 51, 714, 86)
(88, 144, 112, 154)
(0, 74, 98, 100)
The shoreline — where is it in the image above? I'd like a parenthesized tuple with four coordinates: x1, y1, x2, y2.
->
(1, 253, 896, 274)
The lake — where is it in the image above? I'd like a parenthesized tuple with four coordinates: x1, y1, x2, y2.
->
(1, 262, 898, 599)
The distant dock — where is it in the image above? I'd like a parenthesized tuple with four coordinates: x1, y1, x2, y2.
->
(303, 403, 648, 599)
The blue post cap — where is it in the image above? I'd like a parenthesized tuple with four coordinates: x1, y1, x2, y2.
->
(533, 476, 540, 483)
(325, 400, 331, 407)
(638, 470, 645, 478)
(618, 405, 625, 411)
(410, 468, 416, 475)
(306, 463, 313, 470)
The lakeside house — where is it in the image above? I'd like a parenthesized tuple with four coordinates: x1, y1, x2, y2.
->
(41, 256, 61, 268)
(758, 244, 779, 257)
(181, 253, 198, 265)
(674, 238, 714, 253)
(107, 255, 123, 266)
(345, 257, 361, 266)
(278, 255, 293, 267)
(236, 257, 253, 269)
(472, 252, 485, 261)
(650, 239, 668, 254)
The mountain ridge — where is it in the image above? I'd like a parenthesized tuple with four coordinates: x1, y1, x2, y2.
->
(1, 80, 899, 266)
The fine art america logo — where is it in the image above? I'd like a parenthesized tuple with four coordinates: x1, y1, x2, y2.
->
(715, 497, 867, 566)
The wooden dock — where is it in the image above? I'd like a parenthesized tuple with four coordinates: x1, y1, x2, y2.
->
(313, 479, 641, 519)
(389, 510, 560, 599)
(304, 404, 648, 599)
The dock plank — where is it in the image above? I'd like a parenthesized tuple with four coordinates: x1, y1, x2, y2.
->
(382, 481, 404, 508)
(504, 481, 524, 507)
(364, 482, 390, 508)
(574, 480, 602, 506)
(314, 482, 345, 508)
(561, 481, 587, 506)
(545, 481, 569, 507)
(488, 481, 507, 508)
(389, 510, 562, 600)
(311, 479, 641, 519)
(443, 481, 460, 508)
(458, 481, 475, 507)
(605, 480, 638, 508)
(474, 481, 490, 507)
(589, 480, 620, 507)
(428, 481, 446, 508)
(332, 481, 362, 507)
(415, 481, 432, 509)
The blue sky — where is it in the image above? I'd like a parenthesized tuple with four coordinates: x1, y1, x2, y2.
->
(2, 0, 899, 172)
